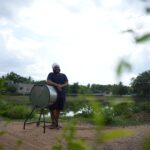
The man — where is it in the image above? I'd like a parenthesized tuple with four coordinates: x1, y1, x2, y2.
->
(47, 63, 68, 129)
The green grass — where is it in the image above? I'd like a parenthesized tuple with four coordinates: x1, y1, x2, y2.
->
(0, 98, 34, 119)
(0, 95, 30, 105)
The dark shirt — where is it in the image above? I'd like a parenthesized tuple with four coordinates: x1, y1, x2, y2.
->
(47, 72, 68, 97)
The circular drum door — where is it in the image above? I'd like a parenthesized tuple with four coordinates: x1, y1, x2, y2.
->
(30, 85, 57, 108)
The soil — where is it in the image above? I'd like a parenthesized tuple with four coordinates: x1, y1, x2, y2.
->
(0, 120, 150, 150)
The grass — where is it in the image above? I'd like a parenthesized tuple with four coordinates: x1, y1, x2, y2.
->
(0, 95, 150, 126)
(0, 95, 30, 105)
(0, 98, 34, 119)
(0, 95, 149, 150)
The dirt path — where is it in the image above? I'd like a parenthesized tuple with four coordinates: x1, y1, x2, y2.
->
(0, 121, 150, 150)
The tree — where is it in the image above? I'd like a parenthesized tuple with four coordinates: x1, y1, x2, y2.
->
(68, 82, 80, 94)
(0, 78, 6, 93)
(91, 84, 112, 94)
(2, 72, 34, 83)
(6, 84, 17, 94)
(112, 82, 128, 95)
(131, 70, 150, 97)
(78, 85, 88, 94)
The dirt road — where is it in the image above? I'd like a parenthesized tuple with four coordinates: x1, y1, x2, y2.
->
(0, 121, 150, 150)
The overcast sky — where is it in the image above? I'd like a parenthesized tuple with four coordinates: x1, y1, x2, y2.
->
(0, 0, 150, 85)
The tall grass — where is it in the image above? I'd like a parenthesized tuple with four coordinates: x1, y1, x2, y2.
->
(0, 99, 34, 119)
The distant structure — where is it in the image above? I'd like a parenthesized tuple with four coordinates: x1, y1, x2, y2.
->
(15, 83, 34, 95)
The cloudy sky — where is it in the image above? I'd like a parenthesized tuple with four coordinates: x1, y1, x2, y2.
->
(0, 0, 150, 85)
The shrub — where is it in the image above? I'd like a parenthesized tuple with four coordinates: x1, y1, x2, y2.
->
(140, 102, 150, 112)
(0, 100, 34, 119)
(0, 100, 10, 115)
(102, 106, 114, 125)
(3, 105, 34, 119)
(111, 116, 140, 126)
(113, 102, 133, 118)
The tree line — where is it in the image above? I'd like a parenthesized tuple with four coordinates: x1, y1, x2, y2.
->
(0, 70, 150, 97)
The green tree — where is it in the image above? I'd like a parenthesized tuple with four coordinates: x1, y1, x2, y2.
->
(69, 82, 80, 94)
(6, 84, 17, 94)
(131, 70, 150, 97)
(2, 72, 34, 83)
(78, 85, 88, 94)
(112, 82, 128, 95)
(90, 84, 112, 94)
(0, 78, 6, 94)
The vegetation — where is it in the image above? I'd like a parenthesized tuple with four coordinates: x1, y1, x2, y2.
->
(63, 96, 150, 126)
(2, 72, 34, 84)
(0, 97, 34, 119)
(0, 70, 150, 97)
(0, 94, 149, 125)
(0, 1, 150, 150)
(143, 136, 150, 150)
(0, 70, 149, 149)
(101, 129, 134, 143)
(131, 70, 150, 97)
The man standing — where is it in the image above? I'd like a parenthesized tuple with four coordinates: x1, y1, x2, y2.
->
(47, 63, 68, 128)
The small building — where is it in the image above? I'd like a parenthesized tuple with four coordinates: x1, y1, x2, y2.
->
(15, 83, 34, 95)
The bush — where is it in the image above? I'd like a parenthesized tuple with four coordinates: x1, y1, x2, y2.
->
(113, 102, 133, 118)
(6, 105, 30, 119)
(0, 100, 34, 119)
(111, 116, 139, 126)
(2, 105, 34, 119)
(0, 100, 10, 115)
(139, 102, 150, 112)
(102, 106, 114, 125)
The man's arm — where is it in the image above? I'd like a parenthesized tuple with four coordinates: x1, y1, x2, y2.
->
(47, 80, 59, 87)
(60, 80, 68, 88)
(47, 80, 68, 91)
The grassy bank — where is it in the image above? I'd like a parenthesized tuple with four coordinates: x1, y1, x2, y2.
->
(0, 95, 150, 126)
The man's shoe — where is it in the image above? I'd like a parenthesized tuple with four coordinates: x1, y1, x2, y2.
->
(48, 124, 59, 129)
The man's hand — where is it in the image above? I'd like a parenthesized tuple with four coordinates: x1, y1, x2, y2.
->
(56, 84, 63, 91)
(47, 80, 68, 91)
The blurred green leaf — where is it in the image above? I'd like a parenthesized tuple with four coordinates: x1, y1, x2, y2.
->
(63, 122, 76, 142)
(122, 29, 134, 33)
(146, 7, 150, 13)
(101, 129, 134, 142)
(143, 136, 150, 150)
(52, 144, 63, 150)
(135, 33, 150, 43)
(0, 131, 7, 136)
(0, 144, 4, 150)
(68, 140, 88, 150)
(116, 59, 132, 77)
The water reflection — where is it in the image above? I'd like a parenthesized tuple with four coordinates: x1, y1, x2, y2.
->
(44, 106, 92, 118)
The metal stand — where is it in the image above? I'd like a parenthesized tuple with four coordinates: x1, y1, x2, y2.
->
(23, 107, 50, 133)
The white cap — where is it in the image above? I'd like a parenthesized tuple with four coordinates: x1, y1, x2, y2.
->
(52, 63, 60, 68)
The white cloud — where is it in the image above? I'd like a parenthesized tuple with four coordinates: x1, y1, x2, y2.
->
(0, 0, 150, 85)
(0, 0, 32, 20)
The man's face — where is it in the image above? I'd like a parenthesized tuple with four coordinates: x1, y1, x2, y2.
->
(53, 66, 60, 74)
